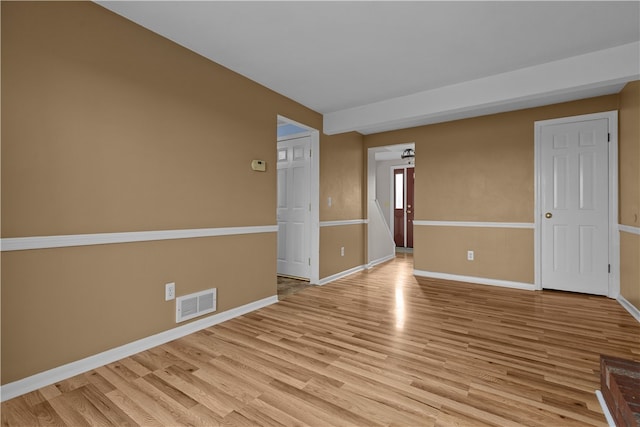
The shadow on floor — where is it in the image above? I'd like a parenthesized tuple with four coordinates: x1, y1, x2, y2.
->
(277, 276, 312, 300)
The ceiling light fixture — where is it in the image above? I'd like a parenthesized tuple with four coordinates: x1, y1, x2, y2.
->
(400, 148, 415, 159)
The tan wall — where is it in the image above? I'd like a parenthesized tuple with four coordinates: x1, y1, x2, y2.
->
(1, 2, 320, 237)
(620, 233, 640, 309)
(1, 234, 276, 383)
(320, 225, 365, 279)
(320, 132, 364, 221)
(415, 227, 534, 283)
(318, 131, 366, 279)
(619, 81, 640, 310)
(365, 95, 619, 282)
(1, 2, 363, 385)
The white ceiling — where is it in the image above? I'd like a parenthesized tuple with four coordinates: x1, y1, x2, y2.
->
(97, 1, 640, 135)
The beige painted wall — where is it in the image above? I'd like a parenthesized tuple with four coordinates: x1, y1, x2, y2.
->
(318, 132, 366, 279)
(619, 81, 640, 310)
(365, 95, 620, 283)
(1, 2, 320, 237)
(1, 2, 364, 384)
(415, 227, 534, 283)
(1, 234, 276, 384)
(620, 233, 640, 309)
(320, 225, 365, 279)
(320, 132, 364, 222)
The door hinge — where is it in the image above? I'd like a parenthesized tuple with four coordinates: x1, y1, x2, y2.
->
(608, 133, 611, 142)
(608, 264, 611, 273)
(309, 203, 311, 212)
(308, 258, 311, 266)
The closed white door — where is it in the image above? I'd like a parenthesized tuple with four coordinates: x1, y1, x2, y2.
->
(540, 118, 609, 295)
(277, 136, 311, 279)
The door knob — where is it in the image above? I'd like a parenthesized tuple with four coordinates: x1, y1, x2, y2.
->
(545, 212, 552, 219)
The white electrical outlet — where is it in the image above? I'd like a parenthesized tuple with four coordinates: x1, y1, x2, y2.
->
(467, 250, 474, 261)
(341, 247, 345, 256)
(165, 282, 175, 301)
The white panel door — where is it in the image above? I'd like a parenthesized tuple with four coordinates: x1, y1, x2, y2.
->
(277, 136, 311, 279)
(540, 118, 609, 295)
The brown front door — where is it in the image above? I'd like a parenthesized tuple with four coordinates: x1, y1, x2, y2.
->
(406, 167, 414, 248)
(393, 167, 414, 248)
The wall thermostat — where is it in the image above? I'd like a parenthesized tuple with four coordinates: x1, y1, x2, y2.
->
(251, 160, 266, 172)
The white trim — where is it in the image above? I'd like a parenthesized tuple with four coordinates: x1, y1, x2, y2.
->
(277, 131, 310, 142)
(0, 295, 278, 402)
(319, 219, 366, 227)
(595, 390, 616, 427)
(413, 221, 534, 229)
(619, 224, 640, 235)
(317, 264, 365, 286)
(307, 127, 321, 284)
(617, 295, 640, 323)
(414, 269, 536, 291)
(366, 253, 396, 269)
(0, 225, 278, 252)
(534, 111, 620, 298)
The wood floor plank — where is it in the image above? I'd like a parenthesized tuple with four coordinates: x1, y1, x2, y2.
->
(96, 366, 183, 426)
(232, 402, 290, 427)
(162, 365, 245, 418)
(29, 400, 67, 427)
(44, 395, 92, 427)
(103, 388, 163, 427)
(1, 397, 40, 427)
(468, 381, 604, 426)
(302, 377, 437, 427)
(52, 387, 111, 426)
(131, 374, 212, 426)
(74, 384, 138, 426)
(3, 254, 639, 426)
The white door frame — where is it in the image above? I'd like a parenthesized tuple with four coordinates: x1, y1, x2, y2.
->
(533, 110, 619, 298)
(277, 115, 320, 284)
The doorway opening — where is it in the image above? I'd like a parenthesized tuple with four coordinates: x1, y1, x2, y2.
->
(276, 116, 320, 284)
(366, 143, 415, 266)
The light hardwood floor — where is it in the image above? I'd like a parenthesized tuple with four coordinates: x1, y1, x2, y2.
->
(3, 253, 639, 426)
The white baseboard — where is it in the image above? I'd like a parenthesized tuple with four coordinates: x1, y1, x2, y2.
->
(595, 390, 616, 427)
(617, 295, 640, 323)
(0, 295, 278, 402)
(413, 270, 536, 291)
(366, 254, 396, 269)
(317, 265, 366, 286)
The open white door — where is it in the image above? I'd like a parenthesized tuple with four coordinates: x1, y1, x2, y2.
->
(277, 136, 311, 279)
